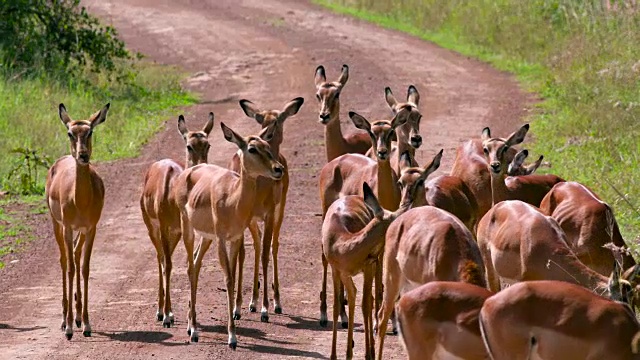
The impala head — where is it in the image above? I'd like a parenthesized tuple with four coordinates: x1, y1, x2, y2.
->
(607, 260, 640, 307)
(507, 149, 544, 176)
(314, 64, 348, 124)
(178, 112, 214, 167)
(239, 97, 304, 150)
(398, 149, 443, 207)
(58, 103, 109, 166)
(221, 122, 284, 180)
(349, 110, 407, 161)
(481, 124, 529, 176)
(623, 264, 640, 313)
(385, 85, 422, 148)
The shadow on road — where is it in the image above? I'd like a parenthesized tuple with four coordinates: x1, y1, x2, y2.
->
(0, 323, 47, 332)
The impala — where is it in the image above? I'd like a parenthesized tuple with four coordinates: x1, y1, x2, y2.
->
(323, 181, 417, 360)
(318, 110, 407, 328)
(501, 149, 565, 207)
(376, 163, 486, 360)
(314, 64, 371, 161)
(140, 112, 214, 327)
(229, 97, 304, 322)
(173, 123, 284, 347)
(540, 181, 636, 276)
(46, 103, 109, 340)
(395, 281, 492, 360)
(507, 150, 543, 176)
(479, 280, 640, 360)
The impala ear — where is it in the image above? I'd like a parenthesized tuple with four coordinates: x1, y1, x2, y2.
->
(481, 127, 491, 141)
(390, 109, 408, 129)
(362, 182, 383, 218)
(59, 103, 72, 127)
(177, 115, 189, 139)
(384, 87, 398, 110)
(337, 64, 349, 86)
(239, 99, 264, 123)
(506, 124, 530, 147)
(280, 97, 304, 120)
(508, 149, 529, 176)
(349, 111, 372, 132)
(608, 260, 624, 301)
(422, 149, 443, 180)
(399, 150, 412, 172)
(526, 155, 544, 174)
(221, 122, 247, 149)
(202, 112, 215, 136)
(407, 85, 420, 106)
(258, 123, 276, 142)
(89, 103, 110, 128)
(314, 65, 326, 88)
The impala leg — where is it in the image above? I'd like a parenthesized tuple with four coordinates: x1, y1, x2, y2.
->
(63, 226, 75, 340)
(339, 279, 348, 328)
(320, 250, 329, 327)
(272, 200, 286, 314)
(248, 221, 261, 313)
(155, 251, 165, 322)
(342, 275, 357, 360)
(363, 266, 374, 360)
(373, 255, 382, 335)
(218, 238, 238, 349)
(142, 209, 164, 321)
(161, 229, 178, 327)
(52, 220, 68, 332)
(233, 235, 244, 320)
(330, 268, 340, 360)
(260, 213, 274, 322)
(376, 258, 401, 360)
(80, 228, 96, 337)
(181, 216, 198, 341)
(73, 233, 85, 329)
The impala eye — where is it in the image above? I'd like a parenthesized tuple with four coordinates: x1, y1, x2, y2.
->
(316, 94, 321, 101)
(248, 147, 257, 154)
(68, 132, 74, 139)
(483, 148, 489, 155)
(187, 145, 194, 152)
(416, 179, 425, 187)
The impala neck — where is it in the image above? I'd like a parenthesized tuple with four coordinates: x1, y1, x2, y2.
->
(376, 160, 399, 211)
(337, 215, 394, 259)
(548, 250, 609, 292)
(490, 172, 511, 206)
(74, 162, 94, 208)
(395, 128, 415, 162)
(234, 163, 259, 226)
(325, 101, 347, 162)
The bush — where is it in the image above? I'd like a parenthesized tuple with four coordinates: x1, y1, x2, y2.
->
(0, 0, 131, 77)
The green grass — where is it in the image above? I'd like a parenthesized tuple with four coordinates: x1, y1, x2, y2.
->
(0, 61, 197, 195)
(0, 196, 44, 268)
(316, 0, 640, 250)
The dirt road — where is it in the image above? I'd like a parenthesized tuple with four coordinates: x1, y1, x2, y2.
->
(0, 1, 530, 358)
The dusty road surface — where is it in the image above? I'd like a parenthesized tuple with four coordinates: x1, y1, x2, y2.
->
(0, 0, 531, 359)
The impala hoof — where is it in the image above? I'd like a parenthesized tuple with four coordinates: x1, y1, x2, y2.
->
(261, 313, 269, 323)
(352, 339, 355, 348)
(163, 320, 171, 328)
(229, 342, 237, 350)
(274, 306, 282, 314)
(319, 319, 328, 327)
(233, 313, 241, 320)
(75, 320, 81, 328)
(249, 304, 257, 313)
(187, 328, 191, 336)
(190, 332, 199, 343)
(156, 311, 163, 321)
(83, 330, 91, 337)
(342, 321, 348, 329)
(392, 328, 398, 335)
(65, 333, 73, 340)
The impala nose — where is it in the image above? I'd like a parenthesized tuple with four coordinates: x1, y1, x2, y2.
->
(410, 135, 422, 148)
(377, 149, 388, 160)
(319, 113, 331, 124)
(490, 162, 501, 174)
(78, 153, 90, 164)
(273, 166, 284, 179)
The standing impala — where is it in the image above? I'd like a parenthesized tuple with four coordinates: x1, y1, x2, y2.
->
(314, 64, 371, 161)
(140, 112, 214, 327)
(173, 123, 284, 347)
(323, 181, 418, 360)
(318, 110, 407, 328)
(228, 97, 304, 322)
(46, 103, 109, 340)
(479, 280, 640, 360)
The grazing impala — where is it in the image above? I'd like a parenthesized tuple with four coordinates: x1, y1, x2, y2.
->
(228, 97, 304, 322)
(173, 123, 284, 347)
(323, 181, 418, 360)
(540, 181, 636, 276)
(318, 110, 407, 328)
(314, 64, 371, 161)
(502, 149, 565, 207)
(366, 86, 423, 174)
(477, 199, 634, 296)
(140, 112, 214, 327)
(479, 280, 640, 360)
(450, 125, 527, 219)
(398, 151, 479, 234)
(376, 165, 486, 360)
(395, 281, 492, 360)
(46, 103, 109, 340)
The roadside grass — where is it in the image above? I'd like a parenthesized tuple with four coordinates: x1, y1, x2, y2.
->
(316, 0, 640, 253)
(0, 196, 46, 268)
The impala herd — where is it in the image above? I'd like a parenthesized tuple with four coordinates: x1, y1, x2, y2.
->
(43, 64, 640, 359)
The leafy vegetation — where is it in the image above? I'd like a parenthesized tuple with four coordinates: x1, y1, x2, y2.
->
(317, 0, 640, 246)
